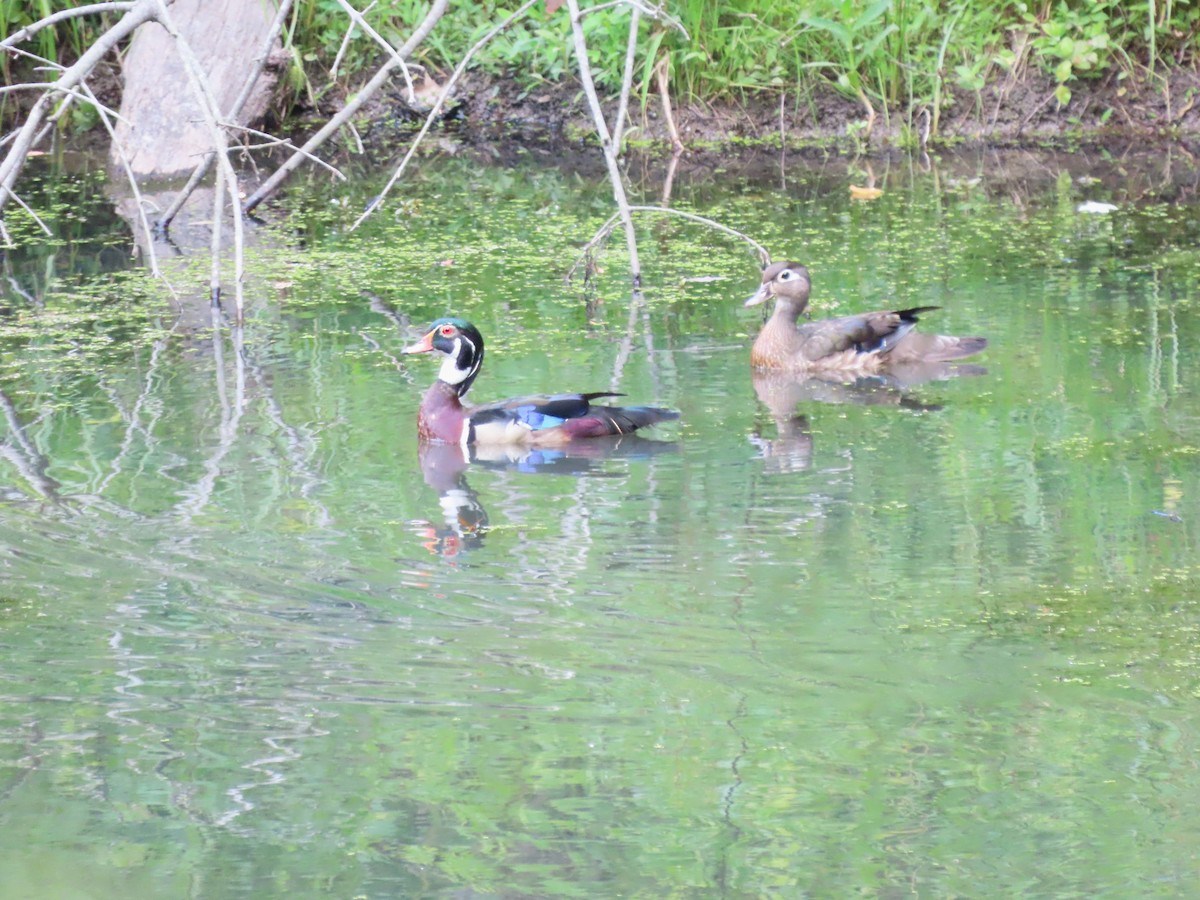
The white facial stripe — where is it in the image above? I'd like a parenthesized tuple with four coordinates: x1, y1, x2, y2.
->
(438, 337, 469, 384)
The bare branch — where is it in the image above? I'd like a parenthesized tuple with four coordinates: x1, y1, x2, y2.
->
(333, 0, 418, 102)
(0, 0, 158, 214)
(611, 5, 641, 151)
(0, 2, 135, 51)
(568, 204, 771, 282)
(350, 0, 539, 230)
(152, 0, 246, 319)
(332, 1, 376, 77)
(565, 0, 641, 286)
(80, 79, 162, 278)
(210, 160, 225, 306)
(230, 125, 346, 178)
(6, 189, 53, 237)
(158, 0, 295, 231)
(243, 0, 449, 214)
(579, 0, 688, 38)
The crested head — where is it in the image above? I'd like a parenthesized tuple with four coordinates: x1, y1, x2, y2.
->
(746, 261, 812, 318)
(403, 317, 486, 397)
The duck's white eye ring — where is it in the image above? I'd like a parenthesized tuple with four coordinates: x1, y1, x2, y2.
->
(778, 270, 793, 280)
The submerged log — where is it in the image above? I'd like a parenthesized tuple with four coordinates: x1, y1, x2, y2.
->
(110, 0, 284, 179)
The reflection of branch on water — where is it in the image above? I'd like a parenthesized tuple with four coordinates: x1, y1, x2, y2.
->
(0, 387, 60, 500)
(96, 319, 180, 497)
(236, 328, 333, 529)
(174, 318, 246, 523)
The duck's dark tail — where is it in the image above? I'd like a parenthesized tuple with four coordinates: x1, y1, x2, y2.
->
(560, 404, 680, 439)
(892, 323, 988, 362)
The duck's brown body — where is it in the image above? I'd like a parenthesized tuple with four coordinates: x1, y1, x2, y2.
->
(747, 262, 986, 373)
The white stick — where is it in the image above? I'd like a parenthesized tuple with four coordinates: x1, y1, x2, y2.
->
(565, 0, 640, 285)
(350, 0, 540, 230)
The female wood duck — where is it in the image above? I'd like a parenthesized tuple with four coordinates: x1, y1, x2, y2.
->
(746, 261, 987, 372)
(402, 317, 679, 446)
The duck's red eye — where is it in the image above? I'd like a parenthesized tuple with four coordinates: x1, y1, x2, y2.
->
(439, 324, 456, 337)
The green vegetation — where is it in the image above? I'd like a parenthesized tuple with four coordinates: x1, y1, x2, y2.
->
(4, 1, 1199, 135)
(291, 1, 1199, 121)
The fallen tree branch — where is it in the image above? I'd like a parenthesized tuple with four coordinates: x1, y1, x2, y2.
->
(350, 0, 539, 230)
(243, 0, 449, 214)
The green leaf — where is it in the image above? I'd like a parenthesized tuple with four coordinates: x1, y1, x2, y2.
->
(1055, 83, 1072, 105)
(798, 14, 851, 48)
(855, 0, 894, 29)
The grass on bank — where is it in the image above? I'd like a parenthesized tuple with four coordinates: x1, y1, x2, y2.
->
(3, 1, 1198, 136)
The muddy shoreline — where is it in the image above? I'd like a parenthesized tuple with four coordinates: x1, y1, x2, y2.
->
(343, 67, 1200, 157)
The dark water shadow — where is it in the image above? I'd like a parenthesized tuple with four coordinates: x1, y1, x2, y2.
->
(750, 364, 987, 474)
(415, 437, 680, 557)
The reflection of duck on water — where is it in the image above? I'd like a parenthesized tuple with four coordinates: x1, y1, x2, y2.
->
(415, 436, 679, 557)
(749, 363, 986, 474)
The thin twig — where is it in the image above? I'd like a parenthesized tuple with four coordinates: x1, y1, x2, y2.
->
(568, 204, 770, 282)
(611, 5, 641, 152)
(80, 79, 162, 278)
(566, 0, 641, 286)
(350, 0, 539, 230)
(228, 125, 346, 178)
(5, 189, 52, 237)
(153, 0, 246, 320)
(580, 0, 687, 37)
(333, 0, 417, 102)
(243, 0, 449, 214)
(0, 0, 158, 213)
(210, 160, 225, 308)
(158, 0, 295, 231)
(332, 0, 376, 77)
(0, 2, 134, 50)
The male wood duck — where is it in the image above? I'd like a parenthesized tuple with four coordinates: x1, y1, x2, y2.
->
(746, 262, 987, 372)
(402, 318, 679, 445)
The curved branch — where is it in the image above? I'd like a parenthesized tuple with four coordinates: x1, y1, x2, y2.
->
(0, 2, 135, 50)
(333, 0, 417, 102)
(568, 205, 771, 282)
(0, 0, 158, 214)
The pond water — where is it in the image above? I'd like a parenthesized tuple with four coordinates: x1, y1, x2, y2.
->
(2, 145, 1200, 897)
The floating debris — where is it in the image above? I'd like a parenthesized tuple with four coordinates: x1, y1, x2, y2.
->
(1077, 200, 1118, 214)
(850, 185, 883, 201)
